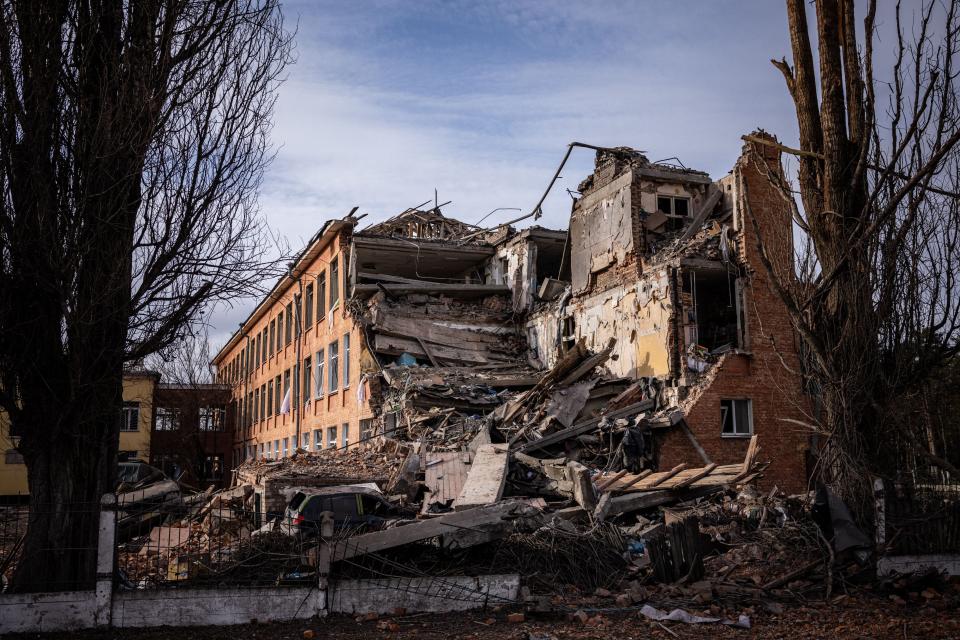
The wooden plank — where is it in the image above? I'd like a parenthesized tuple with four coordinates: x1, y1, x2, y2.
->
(646, 463, 688, 488)
(672, 462, 718, 489)
(604, 485, 723, 518)
(615, 469, 653, 492)
(453, 444, 509, 511)
(595, 470, 627, 492)
(731, 435, 759, 482)
(424, 451, 473, 506)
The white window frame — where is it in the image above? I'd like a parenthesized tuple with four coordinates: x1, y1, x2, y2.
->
(155, 407, 180, 431)
(720, 398, 753, 438)
(120, 401, 140, 432)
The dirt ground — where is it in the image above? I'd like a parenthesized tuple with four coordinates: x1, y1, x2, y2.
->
(10, 594, 960, 640)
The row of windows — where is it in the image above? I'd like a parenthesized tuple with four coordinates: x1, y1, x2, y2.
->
(246, 418, 375, 460)
(219, 253, 350, 385)
(237, 333, 352, 429)
(150, 406, 226, 432)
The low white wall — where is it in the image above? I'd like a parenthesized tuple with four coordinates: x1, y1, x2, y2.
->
(328, 574, 520, 614)
(877, 554, 960, 577)
(0, 575, 519, 633)
(0, 590, 98, 633)
(113, 586, 325, 627)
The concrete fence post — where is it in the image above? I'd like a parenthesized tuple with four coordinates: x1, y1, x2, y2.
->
(873, 477, 886, 549)
(95, 493, 116, 628)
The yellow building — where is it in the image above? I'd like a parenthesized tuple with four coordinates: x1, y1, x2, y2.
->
(0, 369, 160, 497)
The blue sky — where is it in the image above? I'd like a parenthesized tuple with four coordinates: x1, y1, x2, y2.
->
(210, 0, 909, 346)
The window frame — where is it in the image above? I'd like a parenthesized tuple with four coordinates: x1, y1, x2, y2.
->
(328, 341, 339, 392)
(304, 283, 314, 327)
(314, 348, 325, 398)
(720, 398, 753, 438)
(155, 407, 181, 431)
(342, 333, 350, 389)
(120, 401, 140, 432)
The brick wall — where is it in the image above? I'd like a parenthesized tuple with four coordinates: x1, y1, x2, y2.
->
(659, 135, 812, 494)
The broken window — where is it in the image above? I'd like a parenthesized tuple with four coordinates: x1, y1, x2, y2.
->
(314, 348, 325, 397)
(327, 425, 337, 449)
(203, 455, 223, 481)
(330, 255, 340, 307)
(304, 283, 314, 327)
(317, 270, 327, 321)
(721, 399, 752, 437)
(283, 369, 291, 406)
(657, 195, 691, 232)
(328, 341, 339, 392)
(274, 375, 281, 414)
(342, 333, 350, 388)
(200, 406, 225, 432)
(302, 356, 312, 404)
(314, 429, 322, 450)
(342, 422, 350, 448)
(683, 268, 740, 352)
(285, 302, 293, 344)
(120, 401, 140, 432)
(360, 418, 374, 442)
(274, 440, 279, 458)
(155, 407, 180, 431)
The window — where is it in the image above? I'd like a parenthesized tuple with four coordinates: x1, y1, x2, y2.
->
(342, 422, 350, 448)
(277, 311, 284, 348)
(285, 302, 293, 344)
(120, 401, 140, 432)
(274, 440, 280, 458)
(269, 319, 276, 355)
(252, 389, 260, 423)
(199, 406, 226, 432)
(5, 449, 24, 465)
(255, 333, 261, 368)
(155, 407, 180, 431)
(302, 433, 310, 450)
(327, 425, 338, 449)
(721, 399, 753, 437)
(153, 453, 181, 479)
(328, 341, 339, 392)
(657, 195, 691, 231)
(262, 328, 268, 362)
(305, 284, 314, 327)
(274, 375, 282, 414)
(314, 349, 325, 398)
(342, 333, 351, 388)
(317, 271, 327, 322)
(302, 357, 312, 405)
(260, 386, 266, 422)
(282, 437, 288, 458)
(203, 455, 223, 481)
(267, 379, 274, 415)
(330, 256, 340, 307)
(360, 418, 375, 442)
(314, 429, 322, 450)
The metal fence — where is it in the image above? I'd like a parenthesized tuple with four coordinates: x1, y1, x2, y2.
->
(116, 496, 324, 589)
(0, 501, 102, 592)
(880, 479, 960, 555)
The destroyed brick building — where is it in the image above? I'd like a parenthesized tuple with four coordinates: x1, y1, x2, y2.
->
(214, 132, 811, 494)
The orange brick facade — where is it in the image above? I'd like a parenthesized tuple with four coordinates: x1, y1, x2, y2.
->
(213, 222, 375, 465)
(658, 141, 812, 494)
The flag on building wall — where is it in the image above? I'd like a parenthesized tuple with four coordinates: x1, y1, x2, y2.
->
(280, 387, 291, 415)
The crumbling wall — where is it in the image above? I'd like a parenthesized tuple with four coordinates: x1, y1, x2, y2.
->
(659, 135, 811, 494)
(569, 171, 635, 294)
(565, 270, 673, 379)
(491, 236, 537, 314)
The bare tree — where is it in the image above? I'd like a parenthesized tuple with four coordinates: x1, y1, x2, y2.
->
(0, 0, 291, 591)
(749, 0, 960, 510)
(149, 326, 215, 387)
